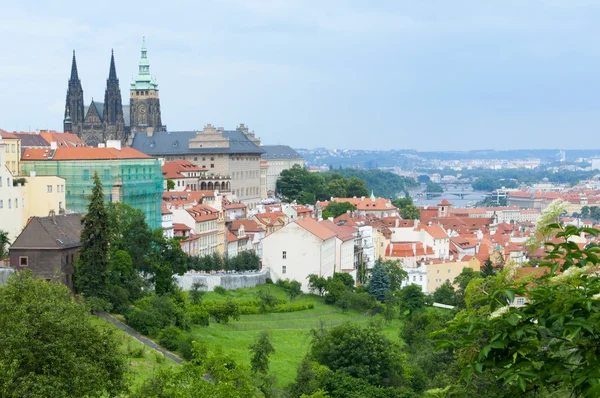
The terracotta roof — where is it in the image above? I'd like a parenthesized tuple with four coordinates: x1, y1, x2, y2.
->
(186, 204, 219, 222)
(223, 202, 246, 210)
(161, 202, 173, 215)
(295, 218, 336, 241)
(255, 212, 287, 226)
(423, 225, 448, 240)
(385, 242, 434, 257)
(22, 147, 152, 161)
(226, 229, 239, 243)
(39, 131, 85, 148)
(438, 199, 452, 206)
(0, 129, 19, 139)
(292, 205, 313, 214)
(162, 190, 216, 207)
(320, 220, 356, 241)
(230, 219, 264, 233)
(174, 223, 191, 231)
(162, 160, 207, 179)
(327, 197, 397, 212)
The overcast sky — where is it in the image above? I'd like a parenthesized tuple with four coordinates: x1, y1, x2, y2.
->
(1, 1, 599, 151)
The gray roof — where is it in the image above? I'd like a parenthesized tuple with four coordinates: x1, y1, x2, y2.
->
(13, 133, 50, 147)
(84, 103, 130, 127)
(261, 145, 303, 160)
(10, 213, 83, 250)
(131, 129, 265, 156)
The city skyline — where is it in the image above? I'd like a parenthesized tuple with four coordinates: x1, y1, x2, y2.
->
(2, 1, 600, 151)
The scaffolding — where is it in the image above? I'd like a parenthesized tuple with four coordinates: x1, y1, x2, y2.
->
(21, 158, 163, 229)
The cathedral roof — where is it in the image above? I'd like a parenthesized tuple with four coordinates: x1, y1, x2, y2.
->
(131, 130, 265, 156)
(84, 103, 130, 127)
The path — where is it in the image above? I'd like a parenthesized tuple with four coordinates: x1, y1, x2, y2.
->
(97, 312, 184, 364)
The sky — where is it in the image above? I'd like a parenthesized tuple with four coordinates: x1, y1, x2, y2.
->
(1, 0, 599, 151)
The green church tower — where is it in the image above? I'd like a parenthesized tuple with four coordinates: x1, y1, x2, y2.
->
(130, 37, 163, 132)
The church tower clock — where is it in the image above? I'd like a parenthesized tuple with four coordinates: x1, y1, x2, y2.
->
(130, 37, 163, 132)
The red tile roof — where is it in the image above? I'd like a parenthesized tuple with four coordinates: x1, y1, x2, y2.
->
(295, 218, 336, 241)
(230, 219, 264, 233)
(320, 220, 356, 241)
(39, 131, 85, 148)
(22, 147, 151, 161)
(186, 204, 219, 222)
(162, 160, 206, 179)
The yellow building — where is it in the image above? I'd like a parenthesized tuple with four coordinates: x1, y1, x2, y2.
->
(1, 130, 21, 176)
(426, 257, 480, 293)
(24, 173, 66, 218)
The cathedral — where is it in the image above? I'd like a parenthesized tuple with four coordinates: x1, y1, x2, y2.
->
(63, 38, 164, 147)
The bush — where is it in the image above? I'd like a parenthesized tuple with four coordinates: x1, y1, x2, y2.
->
(125, 293, 188, 336)
(178, 336, 196, 361)
(158, 326, 183, 351)
(265, 278, 273, 284)
(213, 286, 227, 295)
(272, 303, 314, 313)
(125, 307, 162, 336)
(188, 305, 210, 326)
(126, 344, 146, 359)
(206, 300, 240, 324)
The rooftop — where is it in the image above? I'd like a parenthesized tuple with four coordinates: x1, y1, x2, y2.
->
(261, 145, 303, 160)
(22, 147, 152, 161)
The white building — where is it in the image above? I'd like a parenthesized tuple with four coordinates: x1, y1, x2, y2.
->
(321, 220, 357, 281)
(261, 145, 304, 198)
(262, 217, 336, 292)
(161, 204, 174, 238)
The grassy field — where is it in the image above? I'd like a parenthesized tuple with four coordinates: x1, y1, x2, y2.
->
(185, 284, 403, 389)
(90, 316, 176, 391)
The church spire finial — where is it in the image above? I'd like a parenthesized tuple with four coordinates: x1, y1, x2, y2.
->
(131, 37, 158, 90)
(70, 50, 79, 81)
(108, 49, 117, 80)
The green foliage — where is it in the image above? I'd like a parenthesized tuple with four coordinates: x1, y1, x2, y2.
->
(323, 201, 356, 218)
(189, 281, 206, 305)
(257, 289, 279, 313)
(108, 202, 153, 272)
(188, 305, 210, 326)
(397, 284, 426, 316)
(214, 285, 227, 295)
(453, 267, 481, 309)
(125, 293, 188, 336)
(148, 229, 188, 295)
(368, 262, 391, 302)
(0, 271, 128, 397)
(276, 278, 303, 301)
(425, 182, 443, 193)
(432, 282, 456, 306)
(207, 300, 240, 324)
(310, 323, 405, 387)
(345, 177, 368, 197)
(400, 205, 420, 220)
(77, 171, 110, 299)
(471, 176, 519, 192)
(480, 258, 496, 278)
(135, 343, 257, 397)
(166, 179, 175, 190)
(377, 259, 408, 291)
(0, 230, 10, 258)
(158, 325, 183, 351)
(307, 274, 328, 296)
(249, 331, 275, 375)
(324, 168, 418, 199)
(436, 225, 600, 396)
(187, 251, 261, 272)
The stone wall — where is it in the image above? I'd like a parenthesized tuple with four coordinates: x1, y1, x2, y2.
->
(175, 269, 271, 291)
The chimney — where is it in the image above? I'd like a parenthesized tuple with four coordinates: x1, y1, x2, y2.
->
(106, 140, 121, 151)
(395, 218, 399, 228)
(146, 127, 154, 137)
(50, 141, 57, 150)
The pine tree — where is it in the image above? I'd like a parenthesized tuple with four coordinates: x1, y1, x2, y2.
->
(481, 258, 495, 278)
(368, 263, 390, 302)
(76, 172, 110, 299)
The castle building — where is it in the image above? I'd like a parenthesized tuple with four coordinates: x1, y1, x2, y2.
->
(63, 38, 163, 147)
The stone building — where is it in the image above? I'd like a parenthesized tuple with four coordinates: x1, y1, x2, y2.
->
(63, 38, 164, 147)
(9, 213, 82, 291)
(261, 145, 304, 198)
(131, 124, 264, 209)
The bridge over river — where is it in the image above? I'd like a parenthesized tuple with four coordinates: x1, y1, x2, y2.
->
(407, 184, 491, 207)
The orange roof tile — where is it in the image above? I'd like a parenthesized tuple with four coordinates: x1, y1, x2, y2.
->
(162, 160, 206, 179)
(39, 131, 85, 148)
(230, 219, 264, 233)
(22, 147, 151, 161)
(320, 220, 356, 241)
(295, 218, 336, 241)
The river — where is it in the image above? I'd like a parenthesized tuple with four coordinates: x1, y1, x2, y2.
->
(407, 184, 488, 208)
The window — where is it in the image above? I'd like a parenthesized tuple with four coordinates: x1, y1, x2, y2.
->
(19, 256, 28, 266)
(448, 269, 451, 273)
(282, 251, 287, 259)
(104, 169, 110, 180)
(0, 200, 3, 208)
(436, 269, 440, 274)
(59, 201, 63, 210)
(211, 157, 214, 161)
(516, 297, 526, 305)
(282, 265, 287, 274)
(412, 276, 416, 282)
(47, 185, 52, 193)
(7, 199, 10, 209)
(15, 198, 18, 208)
(83, 170, 90, 181)
(211, 164, 214, 168)
(419, 275, 423, 281)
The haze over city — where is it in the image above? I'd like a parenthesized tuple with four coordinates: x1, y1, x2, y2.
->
(2, 0, 600, 150)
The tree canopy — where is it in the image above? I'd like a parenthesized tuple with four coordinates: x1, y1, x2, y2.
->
(0, 272, 128, 397)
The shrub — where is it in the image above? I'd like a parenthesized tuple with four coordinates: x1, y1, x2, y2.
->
(125, 293, 188, 336)
(206, 300, 240, 324)
(126, 344, 146, 359)
(213, 286, 227, 295)
(158, 326, 183, 351)
(265, 278, 273, 284)
(188, 305, 210, 326)
(179, 336, 196, 361)
(125, 307, 162, 336)
(272, 303, 314, 313)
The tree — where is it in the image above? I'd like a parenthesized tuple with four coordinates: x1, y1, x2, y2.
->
(277, 279, 302, 301)
(400, 204, 420, 220)
(425, 182, 443, 193)
(76, 171, 110, 299)
(108, 203, 153, 271)
(249, 331, 275, 375)
(323, 201, 356, 218)
(397, 284, 426, 316)
(167, 179, 175, 191)
(326, 179, 347, 198)
(367, 262, 390, 302)
(307, 274, 328, 296)
(432, 281, 456, 306)
(257, 289, 279, 313)
(0, 230, 10, 258)
(377, 259, 408, 291)
(391, 197, 413, 209)
(453, 267, 481, 308)
(310, 323, 404, 387)
(480, 258, 495, 278)
(189, 281, 206, 305)
(148, 229, 187, 295)
(436, 225, 600, 396)
(345, 177, 368, 198)
(297, 191, 316, 205)
(0, 271, 128, 397)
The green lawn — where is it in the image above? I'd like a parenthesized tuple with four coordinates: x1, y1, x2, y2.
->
(90, 316, 176, 391)
(186, 284, 403, 389)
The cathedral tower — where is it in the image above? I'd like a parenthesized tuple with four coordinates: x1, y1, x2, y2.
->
(130, 37, 163, 132)
(64, 51, 84, 134)
(102, 50, 126, 141)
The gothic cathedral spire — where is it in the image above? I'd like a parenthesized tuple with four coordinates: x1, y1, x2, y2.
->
(102, 49, 125, 142)
(64, 50, 84, 134)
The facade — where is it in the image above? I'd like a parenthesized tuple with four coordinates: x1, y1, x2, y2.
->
(0, 138, 66, 242)
(162, 160, 207, 191)
(161, 203, 174, 238)
(9, 213, 82, 290)
(321, 220, 357, 280)
(129, 38, 163, 134)
(261, 145, 304, 198)
(425, 258, 480, 293)
(0, 130, 21, 176)
(316, 193, 398, 218)
(229, 220, 265, 258)
(21, 142, 163, 228)
(262, 217, 336, 292)
(171, 204, 220, 256)
(131, 124, 264, 208)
